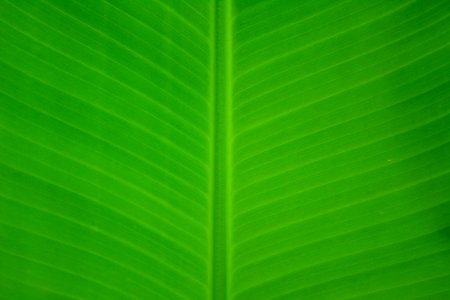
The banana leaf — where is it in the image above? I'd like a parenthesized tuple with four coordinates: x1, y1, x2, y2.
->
(0, 0, 449, 299)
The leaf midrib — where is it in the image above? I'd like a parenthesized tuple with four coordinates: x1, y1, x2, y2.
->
(211, 0, 234, 299)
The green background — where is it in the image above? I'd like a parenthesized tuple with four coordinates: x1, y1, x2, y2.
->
(0, 0, 449, 299)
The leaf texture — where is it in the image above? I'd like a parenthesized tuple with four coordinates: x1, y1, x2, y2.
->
(1, 0, 449, 299)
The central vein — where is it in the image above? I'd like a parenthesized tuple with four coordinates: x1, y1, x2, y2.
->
(211, 0, 233, 299)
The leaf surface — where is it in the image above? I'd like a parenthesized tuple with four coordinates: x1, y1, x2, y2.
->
(0, 0, 449, 299)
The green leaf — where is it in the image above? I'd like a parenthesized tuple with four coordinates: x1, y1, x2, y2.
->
(1, 0, 449, 299)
